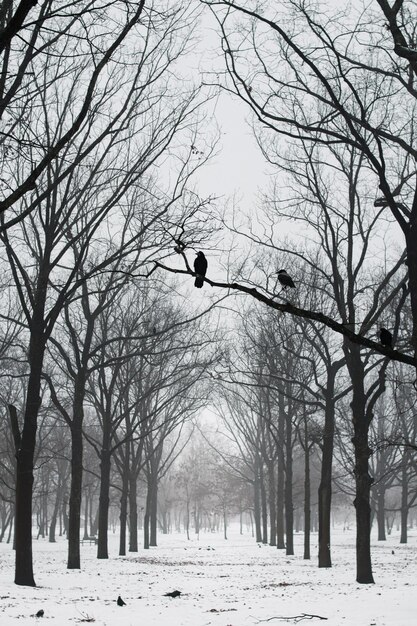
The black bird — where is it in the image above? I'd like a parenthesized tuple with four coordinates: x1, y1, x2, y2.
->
(277, 269, 295, 289)
(379, 327, 393, 348)
(164, 590, 182, 598)
(35, 610, 44, 618)
(117, 596, 126, 606)
(194, 252, 207, 288)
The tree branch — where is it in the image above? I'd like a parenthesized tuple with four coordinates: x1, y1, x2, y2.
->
(155, 261, 415, 367)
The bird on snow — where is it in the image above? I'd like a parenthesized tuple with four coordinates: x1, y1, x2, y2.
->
(117, 595, 126, 606)
(194, 251, 207, 288)
(277, 269, 295, 289)
(379, 327, 393, 348)
(35, 610, 44, 618)
(164, 590, 182, 598)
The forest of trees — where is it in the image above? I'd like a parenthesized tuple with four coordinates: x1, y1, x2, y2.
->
(0, 0, 416, 589)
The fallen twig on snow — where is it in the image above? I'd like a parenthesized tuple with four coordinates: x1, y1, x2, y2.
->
(253, 613, 328, 623)
(76, 609, 96, 623)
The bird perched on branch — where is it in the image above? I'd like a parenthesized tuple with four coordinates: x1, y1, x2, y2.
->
(117, 596, 126, 606)
(194, 251, 207, 288)
(379, 327, 393, 348)
(277, 269, 295, 289)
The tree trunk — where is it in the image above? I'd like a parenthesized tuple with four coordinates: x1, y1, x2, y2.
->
(268, 461, 276, 546)
(49, 478, 62, 543)
(97, 448, 111, 559)
(259, 461, 268, 544)
(348, 346, 374, 584)
(119, 458, 129, 556)
(285, 406, 294, 556)
(253, 470, 262, 543)
(14, 405, 37, 586)
(119, 491, 128, 556)
(128, 471, 138, 552)
(276, 394, 285, 549)
(304, 435, 311, 560)
(143, 481, 152, 549)
(375, 407, 387, 542)
(149, 473, 158, 547)
(90, 504, 98, 537)
(406, 226, 417, 367)
(376, 487, 386, 541)
(83, 492, 89, 540)
(318, 367, 335, 567)
(14, 320, 46, 586)
(0, 507, 13, 542)
(400, 453, 409, 544)
(185, 500, 190, 540)
(67, 423, 83, 568)
(7, 513, 14, 544)
(353, 438, 374, 583)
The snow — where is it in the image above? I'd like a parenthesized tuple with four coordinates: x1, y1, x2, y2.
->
(0, 527, 415, 625)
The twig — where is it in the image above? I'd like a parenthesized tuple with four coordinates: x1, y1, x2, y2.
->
(76, 608, 96, 623)
(253, 613, 328, 623)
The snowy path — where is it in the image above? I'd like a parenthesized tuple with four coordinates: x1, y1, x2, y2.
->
(0, 528, 415, 625)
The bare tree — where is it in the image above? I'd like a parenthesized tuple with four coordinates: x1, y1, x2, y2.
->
(203, 0, 417, 362)
(0, 1, 167, 224)
(0, 1, 213, 585)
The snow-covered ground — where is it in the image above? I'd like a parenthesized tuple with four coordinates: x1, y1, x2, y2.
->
(0, 526, 415, 625)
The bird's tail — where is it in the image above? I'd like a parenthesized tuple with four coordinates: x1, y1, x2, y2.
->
(194, 276, 204, 288)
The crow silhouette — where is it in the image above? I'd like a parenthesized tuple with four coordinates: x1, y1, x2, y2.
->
(379, 327, 393, 348)
(194, 252, 207, 288)
(117, 596, 126, 606)
(164, 590, 181, 598)
(277, 269, 295, 289)
(35, 610, 44, 618)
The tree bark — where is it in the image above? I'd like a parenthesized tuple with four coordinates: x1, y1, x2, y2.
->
(376, 487, 386, 541)
(405, 226, 417, 367)
(49, 477, 62, 543)
(268, 460, 276, 546)
(128, 471, 138, 552)
(400, 452, 409, 544)
(285, 404, 294, 556)
(149, 473, 158, 547)
(83, 492, 89, 540)
(318, 367, 336, 567)
(14, 313, 46, 586)
(119, 451, 129, 556)
(304, 428, 311, 560)
(143, 481, 152, 549)
(276, 395, 286, 549)
(253, 464, 262, 543)
(348, 344, 374, 584)
(97, 448, 111, 559)
(259, 461, 268, 544)
(67, 422, 83, 568)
